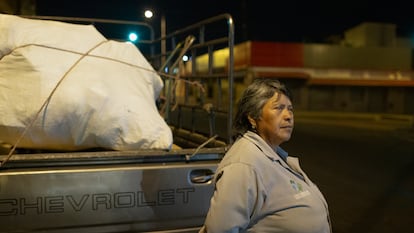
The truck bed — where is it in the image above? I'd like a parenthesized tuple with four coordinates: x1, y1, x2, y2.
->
(0, 13, 234, 233)
(0, 147, 225, 232)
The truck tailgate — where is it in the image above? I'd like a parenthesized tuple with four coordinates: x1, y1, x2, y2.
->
(0, 148, 224, 233)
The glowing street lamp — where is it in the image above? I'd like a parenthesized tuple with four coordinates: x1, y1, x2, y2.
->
(128, 32, 138, 42)
(144, 10, 153, 19)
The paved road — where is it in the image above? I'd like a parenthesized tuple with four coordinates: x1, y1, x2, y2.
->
(282, 113, 414, 233)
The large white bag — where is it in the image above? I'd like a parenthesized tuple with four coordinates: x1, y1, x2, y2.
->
(0, 14, 173, 151)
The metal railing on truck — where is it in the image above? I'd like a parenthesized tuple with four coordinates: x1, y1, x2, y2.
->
(19, 15, 156, 55)
(147, 13, 235, 148)
(15, 14, 235, 148)
(1, 15, 233, 169)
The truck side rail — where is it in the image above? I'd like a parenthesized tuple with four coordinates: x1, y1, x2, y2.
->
(2, 14, 234, 155)
(19, 15, 156, 52)
(149, 13, 235, 146)
(16, 14, 235, 148)
(0, 147, 226, 169)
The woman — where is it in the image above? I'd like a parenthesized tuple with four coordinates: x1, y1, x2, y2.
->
(200, 78, 331, 233)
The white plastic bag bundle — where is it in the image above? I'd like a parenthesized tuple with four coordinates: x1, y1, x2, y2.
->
(0, 14, 172, 151)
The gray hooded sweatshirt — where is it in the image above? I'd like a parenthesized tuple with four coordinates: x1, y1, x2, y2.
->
(200, 131, 331, 233)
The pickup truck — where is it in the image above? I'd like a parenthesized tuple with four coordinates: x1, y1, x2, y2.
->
(0, 13, 235, 233)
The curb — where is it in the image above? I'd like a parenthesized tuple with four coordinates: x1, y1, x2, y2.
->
(294, 111, 414, 128)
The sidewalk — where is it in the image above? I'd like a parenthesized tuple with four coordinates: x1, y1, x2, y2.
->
(294, 111, 414, 142)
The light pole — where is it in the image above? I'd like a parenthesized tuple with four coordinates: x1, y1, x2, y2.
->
(144, 9, 166, 67)
(160, 14, 166, 66)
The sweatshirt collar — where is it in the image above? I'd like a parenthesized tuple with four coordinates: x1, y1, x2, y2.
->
(244, 131, 288, 162)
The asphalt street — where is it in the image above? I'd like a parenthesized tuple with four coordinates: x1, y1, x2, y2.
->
(283, 112, 414, 233)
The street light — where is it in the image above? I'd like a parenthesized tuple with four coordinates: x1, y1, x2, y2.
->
(144, 10, 153, 18)
(128, 32, 138, 42)
(144, 9, 166, 66)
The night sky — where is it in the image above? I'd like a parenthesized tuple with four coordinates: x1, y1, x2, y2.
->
(36, 0, 414, 44)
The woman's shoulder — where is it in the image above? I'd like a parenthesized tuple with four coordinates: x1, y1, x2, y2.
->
(220, 135, 267, 167)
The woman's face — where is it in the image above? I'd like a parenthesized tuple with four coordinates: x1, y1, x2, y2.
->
(254, 92, 294, 148)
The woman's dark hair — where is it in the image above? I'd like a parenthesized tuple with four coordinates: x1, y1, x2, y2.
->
(233, 78, 292, 138)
